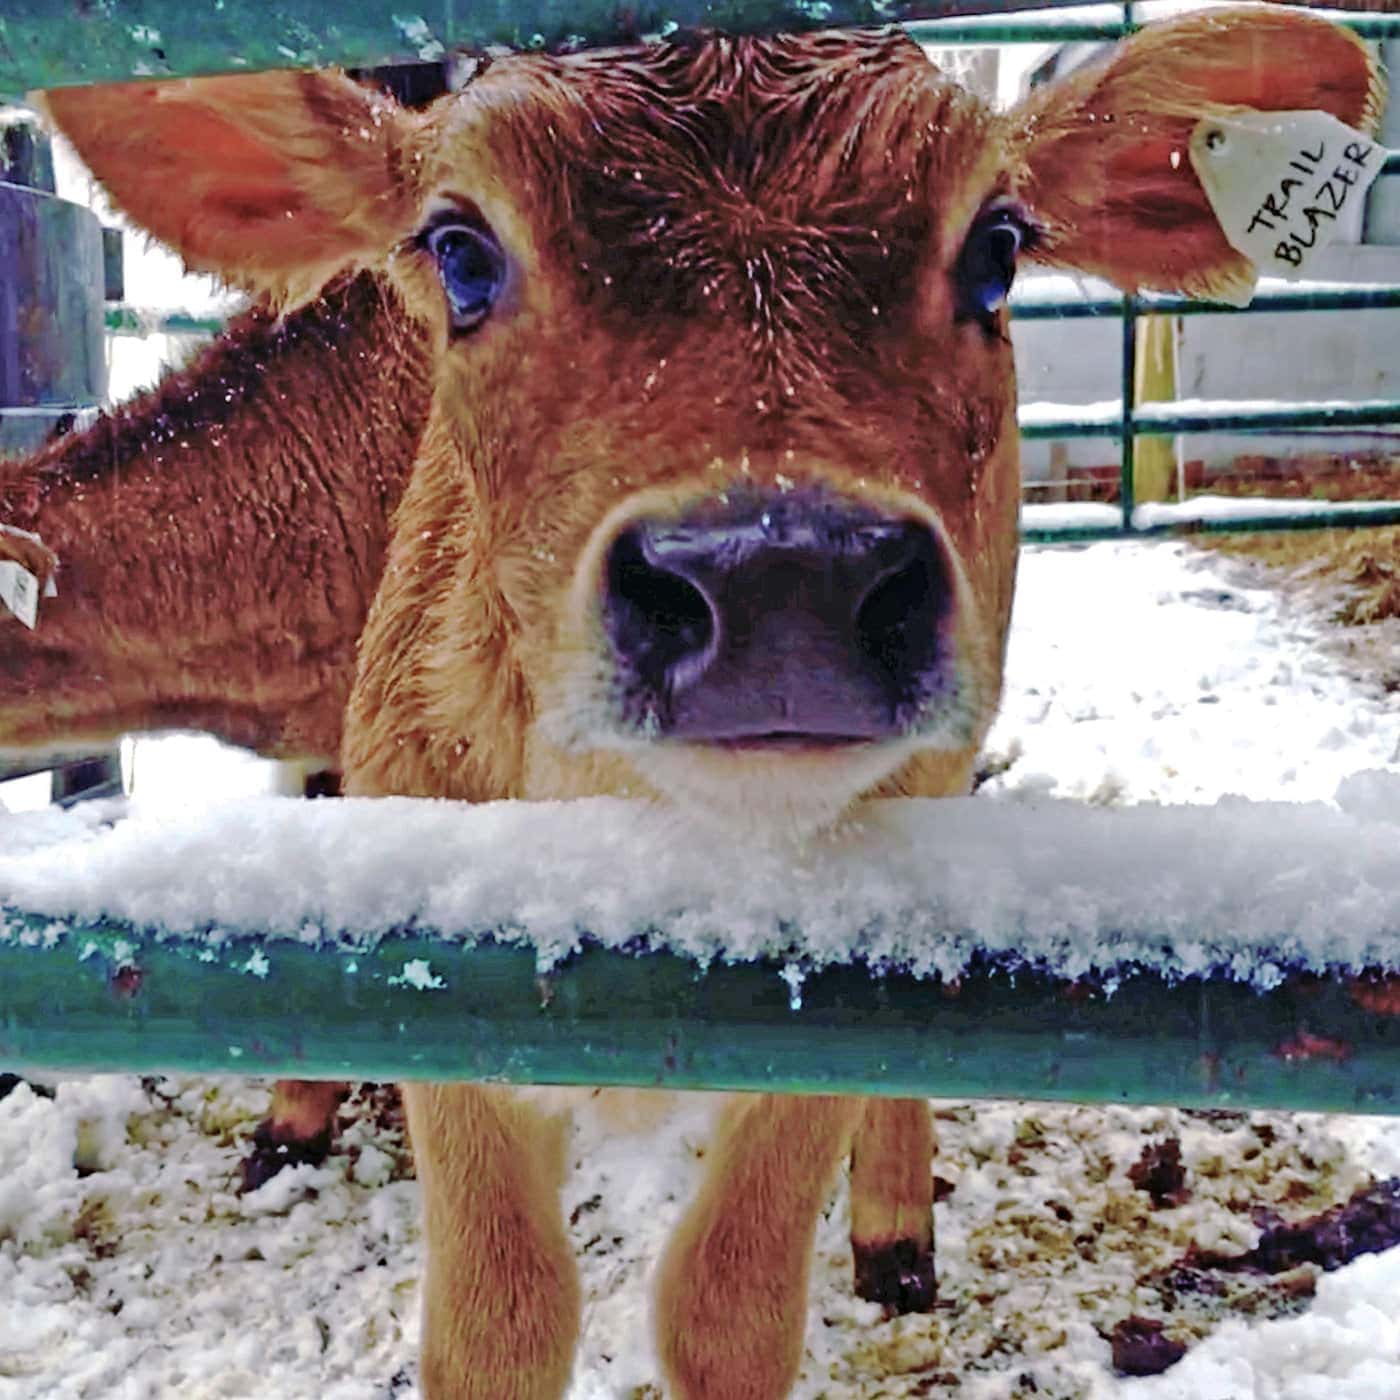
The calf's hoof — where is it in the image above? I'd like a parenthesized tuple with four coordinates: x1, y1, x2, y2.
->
(853, 1237, 937, 1313)
(239, 1119, 334, 1192)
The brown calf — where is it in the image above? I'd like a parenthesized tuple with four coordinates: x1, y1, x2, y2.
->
(0, 275, 429, 1174)
(0, 276, 423, 763)
(30, 11, 1380, 1397)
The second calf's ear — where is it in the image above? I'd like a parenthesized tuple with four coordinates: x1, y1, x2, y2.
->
(40, 69, 419, 305)
(1012, 6, 1384, 299)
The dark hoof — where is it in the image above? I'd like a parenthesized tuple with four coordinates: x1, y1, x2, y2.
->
(0, 1073, 54, 1102)
(1110, 1316, 1187, 1377)
(239, 1120, 333, 1193)
(853, 1238, 937, 1313)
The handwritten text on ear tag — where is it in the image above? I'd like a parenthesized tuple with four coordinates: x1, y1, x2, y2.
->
(1189, 110, 1383, 282)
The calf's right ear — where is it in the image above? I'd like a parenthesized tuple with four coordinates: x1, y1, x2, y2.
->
(1013, 7, 1384, 300)
(39, 70, 419, 304)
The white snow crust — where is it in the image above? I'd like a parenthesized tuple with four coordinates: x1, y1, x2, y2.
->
(1018, 398, 1400, 433)
(1135, 495, 1400, 527)
(3, 782, 1400, 986)
(1019, 397, 1122, 429)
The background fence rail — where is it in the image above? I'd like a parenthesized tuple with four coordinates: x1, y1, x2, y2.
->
(0, 1, 1381, 100)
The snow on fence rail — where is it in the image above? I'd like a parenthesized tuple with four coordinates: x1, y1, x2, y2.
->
(1021, 494, 1400, 540)
(3, 786, 1400, 1112)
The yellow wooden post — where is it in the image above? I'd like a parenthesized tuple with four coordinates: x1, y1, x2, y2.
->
(1132, 315, 1179, 503)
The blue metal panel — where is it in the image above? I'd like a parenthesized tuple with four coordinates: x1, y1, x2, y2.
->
(0, 182, 106, 456)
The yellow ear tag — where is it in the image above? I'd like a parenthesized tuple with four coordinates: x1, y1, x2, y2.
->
(1189, 110, 1383, 296)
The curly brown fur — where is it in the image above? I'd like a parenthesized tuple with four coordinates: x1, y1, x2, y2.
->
(0, 274, 428, 762)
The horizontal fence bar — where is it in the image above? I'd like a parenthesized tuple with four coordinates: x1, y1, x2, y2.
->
(1012, 281, 1400, 322)
(1020, 501, 1400, 543)
(1138, 401, 1400, 435)
(1020, 399, 1400, 439)
(910, 10, 1400, 43)
(909, 17, 1130, 41)
(106, 281, 1400, 341)
(0, 750, 113, 785)
(2, 0, 1393, 97)
(0, 0, 1225, 98)
(104, 308, 228, 337)
(3, 924, 1400, 1114)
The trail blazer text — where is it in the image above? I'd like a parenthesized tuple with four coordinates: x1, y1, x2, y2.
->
(1245, 133, 1375, 265)
(6, 8, 1382, 1396)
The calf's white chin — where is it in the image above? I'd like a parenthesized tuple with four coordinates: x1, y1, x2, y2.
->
(627, 736, 926, 843)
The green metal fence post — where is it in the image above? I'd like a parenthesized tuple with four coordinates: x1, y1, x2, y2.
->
(1114, 2, 1139, 531)
(1119, 296, 1137, 529)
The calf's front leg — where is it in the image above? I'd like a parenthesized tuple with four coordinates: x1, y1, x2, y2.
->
(405, 1082, 581, 1400)
(655, 1093, 865, 1400)
(849, 1097, 937, 1311)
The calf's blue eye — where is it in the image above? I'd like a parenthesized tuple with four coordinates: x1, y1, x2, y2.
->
(425, 221, 506, 332)
(955, 212, 1025, 325)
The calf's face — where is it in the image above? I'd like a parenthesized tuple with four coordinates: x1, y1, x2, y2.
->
(396, 34, 1025, 829)
(45, 12, 1376, 827)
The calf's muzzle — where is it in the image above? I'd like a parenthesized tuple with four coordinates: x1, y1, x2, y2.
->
(602, 490, 951, 745)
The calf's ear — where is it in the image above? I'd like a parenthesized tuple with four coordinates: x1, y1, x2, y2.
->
(1013, 7, 1384, 299)
(39, 70, 418, 304)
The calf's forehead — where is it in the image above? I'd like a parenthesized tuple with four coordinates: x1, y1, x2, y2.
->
(419, 32, 1006, 282)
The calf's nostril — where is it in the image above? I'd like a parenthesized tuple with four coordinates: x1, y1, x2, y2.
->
(604, 527, 716, 690)
(854, 527, 945, 682)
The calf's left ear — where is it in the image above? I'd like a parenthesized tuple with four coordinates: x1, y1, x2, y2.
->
(40, 70, 419, 305)
(1013, 7, 1384, 300)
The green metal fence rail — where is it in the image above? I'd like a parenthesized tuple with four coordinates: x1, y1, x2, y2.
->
(908, 9, 1400, 44)
(1023, 399, 1400, 439)
(1019, 501, 1400, 544)
(4, 924, 1400, 1115)
(0, 1, 1386, 98)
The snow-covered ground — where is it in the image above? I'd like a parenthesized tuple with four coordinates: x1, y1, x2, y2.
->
(2, 537, 1399, 1399)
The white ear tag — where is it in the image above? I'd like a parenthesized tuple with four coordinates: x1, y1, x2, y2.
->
(0, 561, 40, 629)
(0, 523, 56, 624)
(1190, 110, 1383, 289)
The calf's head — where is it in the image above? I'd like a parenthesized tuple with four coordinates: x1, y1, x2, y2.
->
(45, 11, 1377, 830)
